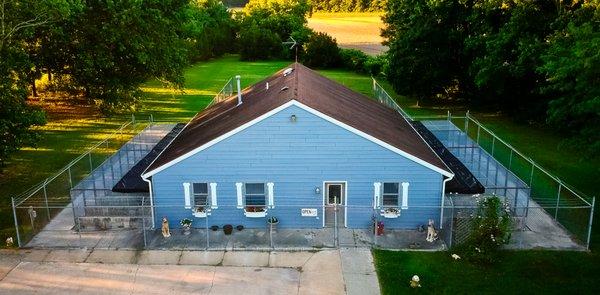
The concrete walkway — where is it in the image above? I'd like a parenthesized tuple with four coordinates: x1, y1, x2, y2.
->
(0, 249, 381, 295)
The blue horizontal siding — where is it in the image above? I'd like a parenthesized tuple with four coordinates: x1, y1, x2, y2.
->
(152, 105, 443, 229)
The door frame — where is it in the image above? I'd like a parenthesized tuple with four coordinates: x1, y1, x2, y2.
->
(322, 181, 347, 228)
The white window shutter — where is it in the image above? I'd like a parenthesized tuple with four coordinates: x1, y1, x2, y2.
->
(235, 182, 243, 209)
(373, 182, 381, 209)
(267, 182, 274, 209)
(183, 182, 191, 209)
(401, 182, 410, 209)
(210, 183, 218, 209)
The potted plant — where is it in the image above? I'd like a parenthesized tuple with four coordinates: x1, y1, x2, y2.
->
(193, 206, 209, 218)
(210, 225, 219, 231)
(267, 216, 279, 232)
(381, 207, 400, 218)
(236, 225, 244, 231)
(180, 218, 192, 235)
(223, 224, 233, 235)
(244, 206, 267, 218)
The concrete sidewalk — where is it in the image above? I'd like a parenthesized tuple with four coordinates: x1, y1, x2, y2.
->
(0, 249, 381, 295)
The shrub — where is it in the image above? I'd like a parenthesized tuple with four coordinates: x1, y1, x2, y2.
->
(302, 32, 341, 68)
(238, 24, 282, 60)
(339, 48, 369, 72)
(460, 195, 512, 264)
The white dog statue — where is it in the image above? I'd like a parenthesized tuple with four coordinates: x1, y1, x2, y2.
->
(6, 237, 13, 247)
(426, 219, 438, 243)
(161, 217, 171, 238)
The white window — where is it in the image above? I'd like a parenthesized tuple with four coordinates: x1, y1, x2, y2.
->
(192, 183, 209, 210)
(382, 183, 400, 207)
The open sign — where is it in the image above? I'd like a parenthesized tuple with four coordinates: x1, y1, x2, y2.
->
(301, 208, 318, 217)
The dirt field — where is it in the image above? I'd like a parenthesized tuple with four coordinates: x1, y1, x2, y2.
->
(307, 12, 387, 55)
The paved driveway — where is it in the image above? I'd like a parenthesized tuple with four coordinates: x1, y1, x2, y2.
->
(0, 249, 380, 295)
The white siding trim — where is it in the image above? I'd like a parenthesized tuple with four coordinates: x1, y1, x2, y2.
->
(267, 182, 274, 209)
(183, 182, 191, 209)
(373, 182, 381, 209)
(235, 182, 243, 209)
(210, 182, 218, 209)
(142, 100, 453, 178)
(401, 182, 409, 209)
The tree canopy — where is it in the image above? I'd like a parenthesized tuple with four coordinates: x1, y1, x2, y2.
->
(383, 0, 600, 157)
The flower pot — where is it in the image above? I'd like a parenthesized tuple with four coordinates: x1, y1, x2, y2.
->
(236, 225, 244, 231)
(210, 225, 219, 231)
(182, 224, 191, 235)
(223, 224, 233, 235)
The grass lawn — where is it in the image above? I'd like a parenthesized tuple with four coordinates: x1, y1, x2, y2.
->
(373, 250, 600, 294)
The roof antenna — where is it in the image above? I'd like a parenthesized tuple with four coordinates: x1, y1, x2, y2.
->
(283, 36, 298, 63)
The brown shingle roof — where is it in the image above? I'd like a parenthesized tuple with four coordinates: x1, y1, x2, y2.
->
(144, 63, 451, 176)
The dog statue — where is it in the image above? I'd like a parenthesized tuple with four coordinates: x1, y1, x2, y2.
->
(6, 237, 13, 247)
(161, 217, 171, 238)
(426, 219, 438, 243)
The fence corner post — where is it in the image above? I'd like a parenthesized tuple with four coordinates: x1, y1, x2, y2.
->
(586, 196, 595, 250)
(11, 197, 22, 248)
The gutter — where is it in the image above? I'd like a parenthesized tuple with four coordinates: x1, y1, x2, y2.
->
(142, 176, 156, 229)
(440, 174, 454, 229)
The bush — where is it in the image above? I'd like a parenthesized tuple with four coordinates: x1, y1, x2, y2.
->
(339, 48, 388, 76)
(238, 24, 282, 60)
(302, 32, 341, 68)
(460, 195, 512, 264)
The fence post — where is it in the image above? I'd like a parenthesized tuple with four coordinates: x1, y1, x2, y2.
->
(11, 197, 22, 248)
(586, 197, 595, 250)
(447, 111, 451, 121)
(476, 124, 481, 144)
(68, 166, 73, 189)
(554, 183, 562, 220)
(529, 162, 535, 187)
(491, 137, 496, 156)
(206, 213, 210, 249)
(88, 152, 93, 173)
(508, 150, 513, 170)
(43, 179, 51, 221)
(464, 110, 469, 134)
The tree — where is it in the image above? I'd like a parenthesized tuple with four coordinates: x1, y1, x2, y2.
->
(302, 32, 340, 68)
(382, 0, 467, 101)
(40, 0, 191, 113)
(0, 0, 50, 168)
(239, 0, 310, 60)
(183, 0, 237, 62)
(238, 23, 282, 60)
(540, 18, 600, 157)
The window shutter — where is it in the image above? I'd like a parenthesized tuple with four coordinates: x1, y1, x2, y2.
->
(373, 182, 381, 209)
(235, 182, 243, 209)
(267, 182, 274, 209)
(401, 182, 409, 209)
(210, 183, 218, 209)
(183, 182, 191, 209)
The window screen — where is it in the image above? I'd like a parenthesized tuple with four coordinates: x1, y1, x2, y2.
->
(193, 183, 209, 207)
(382, 182, 400, 207)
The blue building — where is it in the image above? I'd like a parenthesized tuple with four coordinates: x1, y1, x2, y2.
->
(140, 64, 455, 229)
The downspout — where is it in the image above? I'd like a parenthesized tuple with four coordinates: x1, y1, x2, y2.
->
(440, 174, 454, 229)
(142, 176, 156, 229)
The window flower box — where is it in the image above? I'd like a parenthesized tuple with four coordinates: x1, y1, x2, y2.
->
(192, 206, 210, 218)
(244, 206, 267, 218)
(381, 208, 400, 218)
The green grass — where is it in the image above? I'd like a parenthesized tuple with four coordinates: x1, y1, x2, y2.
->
(373, 250, 600, 294)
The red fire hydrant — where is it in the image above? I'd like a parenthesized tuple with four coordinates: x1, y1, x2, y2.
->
(376, 221, 384, 236)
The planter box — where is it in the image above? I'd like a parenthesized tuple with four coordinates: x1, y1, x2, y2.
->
(244, 210, 267, 218)
(381, 209, 400, 219)
(193, 211, 210, 218)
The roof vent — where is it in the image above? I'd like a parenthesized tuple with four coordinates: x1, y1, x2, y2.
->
(283, 68, 293, 77)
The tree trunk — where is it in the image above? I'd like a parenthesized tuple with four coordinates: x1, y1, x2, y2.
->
(31, 78, 38, 97)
